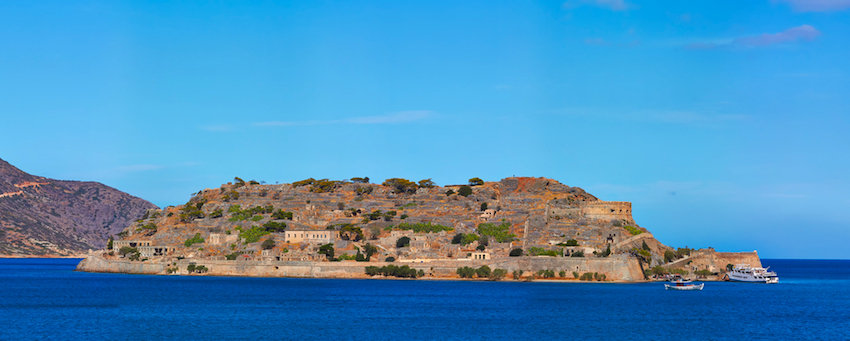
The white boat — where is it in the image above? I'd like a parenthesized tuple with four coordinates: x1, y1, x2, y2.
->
(728, 264, 779, 284)
(665, 279, 704, 290)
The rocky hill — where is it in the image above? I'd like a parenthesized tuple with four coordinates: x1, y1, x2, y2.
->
(111, 177, 671, 262)
(0, 158, 157, 256)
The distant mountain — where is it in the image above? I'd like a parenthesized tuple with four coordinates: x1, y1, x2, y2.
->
(0, 158, 156, 256)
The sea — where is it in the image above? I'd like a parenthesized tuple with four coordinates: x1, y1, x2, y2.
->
(0, 259, 847, 341)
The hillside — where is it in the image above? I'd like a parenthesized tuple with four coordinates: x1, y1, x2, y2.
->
(111, 177, 672, 262)
(0, 158, 157, 256)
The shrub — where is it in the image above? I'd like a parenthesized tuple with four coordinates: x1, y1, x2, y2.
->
(385, 256, 396, 262)
(509, 248, 523, 257)
(580, 272, 594, 281)
(271, 209, 293, 220)
(445, 189, 455, 196)
(365, 264, 419, 278)
(476, 244, 486, 251)
(339, 224, 364, 241)
(475, 265, 491, 278)
(529, 247, 559, 257)
(400, 214, 408, 220)
(392, 222, 453, 233)
(664, 250, 676, 263)
(311, 179, 342, 193)
(559, 270, 566, 278)
(239, 226, 270, 244)
(107, 237, 113, 250)
(262, 221, 287, 232)
(456, 267, 477, 278)
(225, 252, 243, 260)
(451, 233, 463, 244)
(250, 215, 263, 222)
(261, 238, 275, 250)
(512, 270, 523, 280)
(624, 225, 643, 236)
(184, 233, 204, 247)
(396, 236, 411, 248)
(573, 271, 580, 279)
(418, 179, 436, 188)
(118, 246, 138, 256)
(468, 177, 484, 186)
(477, 221, 516, 243)
(458, 185, 472, 197)
(461, 233, 479, 246)
(480, 203, 488, 211)
(292, 178, 316, 187)
(570, 251, 584, 258)
(210, 209, 223, 218)
(565, 239, 578, 246)
(382, 178, 419, 194)
(491, 268, 508, 281)
(351, 177, 370, 184)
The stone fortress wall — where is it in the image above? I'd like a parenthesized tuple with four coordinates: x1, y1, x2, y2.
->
(579, 201, 633, 222)
(77, 253, 646, 281)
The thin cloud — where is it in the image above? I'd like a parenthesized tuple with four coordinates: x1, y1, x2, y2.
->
(563, 0, 634, 11)
(255, 111, 433, 127)
(686, 25, 820, 49)
(773, 0, 850, 12)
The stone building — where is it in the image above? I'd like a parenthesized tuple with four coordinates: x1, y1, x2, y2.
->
(284, 230, 338, 244)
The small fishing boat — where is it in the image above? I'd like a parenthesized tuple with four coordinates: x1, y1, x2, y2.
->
(665, 276, 704, 290)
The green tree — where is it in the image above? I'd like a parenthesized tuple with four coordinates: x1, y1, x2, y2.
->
(458, 185, 472, 197)
(318, 243, 335, 260)
(385, 256, 396, 262)
(418, 179, 436, 188)
(396, 236, 411, 248)
(107, 236, 113, 250)
(726, 263, 734, 272)
(480, 203, 488, 211)
(664, 250, 676, 263)
(261, 238, 275, 250)
(351, 177, 370, 183)
(565, 239, 578, 246)
(445, 189, 455, 196)
(468, 177, 484, 186)
(477, 221, 516, 243)
(509, 248, 523, 257)
(184, 233, 204, 247)
(476, 265, 491, 278)
(382, 178, 419, 194)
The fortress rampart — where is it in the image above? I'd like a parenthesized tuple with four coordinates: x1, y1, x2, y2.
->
(77, 254, 646, 282)
(580, 201, 633, 222)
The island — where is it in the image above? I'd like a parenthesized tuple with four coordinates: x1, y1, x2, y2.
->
(77, 177, 761, 282)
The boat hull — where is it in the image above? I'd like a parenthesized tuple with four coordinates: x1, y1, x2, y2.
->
(665, 283, 704, 290)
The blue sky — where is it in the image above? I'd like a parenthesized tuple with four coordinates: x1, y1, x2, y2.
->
(2, 0, 849, 259)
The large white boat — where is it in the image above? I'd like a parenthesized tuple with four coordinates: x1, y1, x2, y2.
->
(728, 264, 779, 283)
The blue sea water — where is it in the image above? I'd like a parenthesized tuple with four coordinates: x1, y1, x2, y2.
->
(0, 259, 848, 340)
